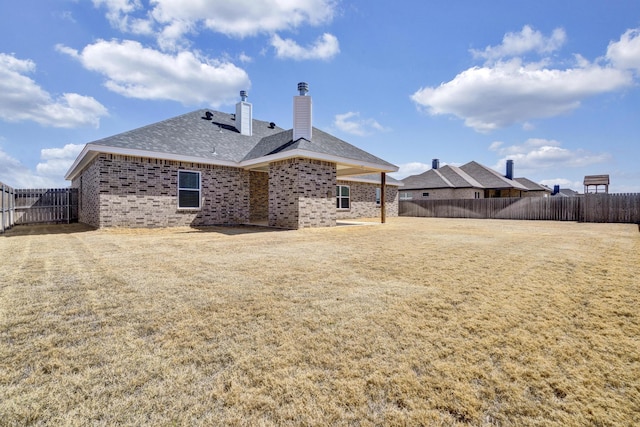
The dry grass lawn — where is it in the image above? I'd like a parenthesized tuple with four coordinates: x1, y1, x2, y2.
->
(0, 217, 639, 426)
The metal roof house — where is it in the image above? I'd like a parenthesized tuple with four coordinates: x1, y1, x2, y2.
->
(65, 83, 400, 229)
(399, 159, 546, 200)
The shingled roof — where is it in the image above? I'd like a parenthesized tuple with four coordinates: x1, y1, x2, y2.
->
(66, 109, 397, 181)
(401, 161, 529, 191)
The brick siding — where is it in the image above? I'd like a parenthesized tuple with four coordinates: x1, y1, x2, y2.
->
(269, 158, 336, 229)
(336, 180, 399, 220)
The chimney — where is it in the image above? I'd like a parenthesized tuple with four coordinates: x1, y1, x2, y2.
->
(293, 82, 312, 141)
(505, 159, 514, 180)
(235, 90, 252, 136)
(553, 185, 560, 195)
(432, 159, 440, 169)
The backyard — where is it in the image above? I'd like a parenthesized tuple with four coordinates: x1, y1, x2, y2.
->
(0, 217, 638, 426)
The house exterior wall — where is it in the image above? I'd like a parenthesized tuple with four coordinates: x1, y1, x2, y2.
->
(268, 158, 336, 229)
(400, 188, 482, 200)
(72, 158, 101, 228)
(336, 180, 399, 219)
(74, 154, 251, 228)
(249, 171, 269, 222)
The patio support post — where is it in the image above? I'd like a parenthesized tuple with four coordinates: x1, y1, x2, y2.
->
(381, 172, 386, 224)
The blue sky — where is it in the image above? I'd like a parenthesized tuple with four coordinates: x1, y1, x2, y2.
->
(1, 0, 639, 192)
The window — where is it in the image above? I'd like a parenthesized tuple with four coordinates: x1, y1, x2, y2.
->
(422, 192, 430, 197)
(336, 185, 350, 209)
(400, 192, 413, 200)
(376, 188, 381, 205)
(178, 170, 201, 209)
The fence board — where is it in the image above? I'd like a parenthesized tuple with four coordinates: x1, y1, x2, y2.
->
(1, 182, 16, 233)
(400, 194, 640, 224)
(13, 188, 78, 225)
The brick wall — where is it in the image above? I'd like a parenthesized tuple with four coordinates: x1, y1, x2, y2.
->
(249, 171, 269, 222)
(75, 154, 251, 228)
(72, 158, 101, 227)
(269, 158, 336, 229)
(336, 180, 399, 220)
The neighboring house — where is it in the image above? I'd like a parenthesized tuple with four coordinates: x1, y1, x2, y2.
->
(399, 159, 542, 200)
(65, 83, 399, 229)
(513, 178, 553, 197)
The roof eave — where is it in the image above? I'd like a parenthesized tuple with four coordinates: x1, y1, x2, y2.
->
(239, 148, 398, 174)
(64, 144, 239, 181)
(65, 145, 398, 182)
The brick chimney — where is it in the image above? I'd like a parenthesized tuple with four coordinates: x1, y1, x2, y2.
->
(293, 82, 312, 141)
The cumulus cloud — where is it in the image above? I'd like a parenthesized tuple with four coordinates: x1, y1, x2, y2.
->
(389, 162, 433, 180)
(0, 53, 108, 128)
(607, 28, 640, 73)
(471, 25, 567, 62)
(94, 0, 338, 51)
(271, 33, 340, 61)
(334, 112, 388, 136)
(57, 40, 249, 107)
(411, 26, 636, 133)
(490, 138, 612, 172)
(36, 144, 84, 178)
(0, 144, 81, 188)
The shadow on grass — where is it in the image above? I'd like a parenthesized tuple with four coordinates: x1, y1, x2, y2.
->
(1, 223, 95, 237)
(187, 224, 286, 236)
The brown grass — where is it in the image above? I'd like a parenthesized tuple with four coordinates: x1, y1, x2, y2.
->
(1, 217, 639, 426)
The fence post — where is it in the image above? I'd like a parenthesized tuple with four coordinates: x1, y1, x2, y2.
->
(1, 183, 4, 234)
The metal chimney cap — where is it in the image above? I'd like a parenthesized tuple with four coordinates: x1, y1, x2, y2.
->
(297, 82, 309, 95)
(240, 90, 248, 101)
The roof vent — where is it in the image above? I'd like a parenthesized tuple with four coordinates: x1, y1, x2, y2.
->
(297, 82, 309, 96)
(269, 122, 276, 129)
(202, 111, 213, 120)
(240, 90, 248, 102)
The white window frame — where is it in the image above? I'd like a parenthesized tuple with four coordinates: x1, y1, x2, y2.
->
(400, 191, 413, 200)
(178, 170, 201, 210)
(336, 185, 350, 210)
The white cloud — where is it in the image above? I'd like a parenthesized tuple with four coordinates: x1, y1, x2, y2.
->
(94, 0, 338, 51)
(389, 162, 433, 180)
(490, 138, 612, 172)
(0, 53, 108, 128)
(0, 144, 80, 188)
(57, 40, 249, 107)
(471, 25, 567, 62)
(334, 112, 388, 136)
(539, 178, 582, 191)
(271, 33, 340, 61)
(411, 57, 632, 133)
(607, 28, 640, 73)
(412, 26, 636, 133)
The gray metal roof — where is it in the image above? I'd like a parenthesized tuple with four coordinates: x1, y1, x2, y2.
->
(82, 109, 396, 171)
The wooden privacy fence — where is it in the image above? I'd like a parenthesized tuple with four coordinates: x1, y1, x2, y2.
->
(400, 193, 640, 224)
(1, 182, 16, 233)
(13, 188, 78, 225)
